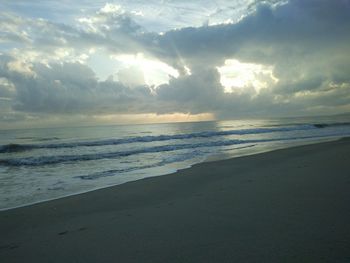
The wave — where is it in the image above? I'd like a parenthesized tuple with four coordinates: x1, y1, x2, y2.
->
(0, 139, 246, 166)
(35, 137, 61, 142)
(74, 164, 158, 180)
(0, 144, 33, 153)
(75, 145, 255, 180)
(1, 132, 343, 167)
(312, 122, 350, 128)
(0, 124, 317, 153)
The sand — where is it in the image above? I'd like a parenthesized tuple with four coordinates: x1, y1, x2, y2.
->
(1, 138, 350, 262)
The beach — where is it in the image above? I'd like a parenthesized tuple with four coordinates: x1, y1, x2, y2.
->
(1, 138, 350, 262)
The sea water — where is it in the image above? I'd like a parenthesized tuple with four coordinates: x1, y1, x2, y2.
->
(1, 116, 350, 210)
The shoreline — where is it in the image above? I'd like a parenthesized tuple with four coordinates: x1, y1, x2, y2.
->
(0, 136, 341, 212)
(1, 138, 350, 262)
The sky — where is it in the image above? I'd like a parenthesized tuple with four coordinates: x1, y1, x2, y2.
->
(0, 0, 350, 128)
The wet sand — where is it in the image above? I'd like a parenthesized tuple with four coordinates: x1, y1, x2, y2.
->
(1, 138, 350, 262)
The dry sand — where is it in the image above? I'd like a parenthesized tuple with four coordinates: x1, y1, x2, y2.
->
(1, 138, 350, 262)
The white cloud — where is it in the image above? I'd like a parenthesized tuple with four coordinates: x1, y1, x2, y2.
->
(112, 53, 179, 86)
(99, 3, 123, 14)
(117, 65, 145, 87)
(217, 59, 278, 93)
(0, 77, 16, 99)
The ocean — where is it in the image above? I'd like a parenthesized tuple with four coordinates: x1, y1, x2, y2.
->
(1, 116, 350, 210)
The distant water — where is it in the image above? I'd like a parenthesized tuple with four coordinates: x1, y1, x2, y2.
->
(1, 116, 350, 210)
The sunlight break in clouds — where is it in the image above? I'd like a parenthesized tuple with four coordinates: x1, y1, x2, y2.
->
(111, 53, 179, 86)
(0, 0, 350, 128)
(217, 59, 279, 93)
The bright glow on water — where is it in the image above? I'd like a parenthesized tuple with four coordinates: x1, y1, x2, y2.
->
(1, 116, 350, 210)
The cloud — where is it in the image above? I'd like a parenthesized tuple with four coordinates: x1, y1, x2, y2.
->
(146, 0, 350, 116)
(0, 55, 156, 114)
(0, 77, 16, 99)
(156, 67, 223, 113)
(117, 65, 146, 87)
(0, 5, 147, 65)
(148, 0, 350, 66)
(1, 0, 350, 127)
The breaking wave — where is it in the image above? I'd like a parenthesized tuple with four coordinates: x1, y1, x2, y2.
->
(0, 144, 33, 153)
(0, 124, 320, 153)
(312, 122, 350, 128)
(0, 132, 341, 167)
